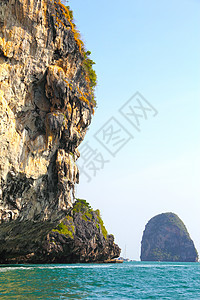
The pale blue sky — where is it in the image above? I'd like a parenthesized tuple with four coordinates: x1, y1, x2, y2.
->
(68, 0, 200, 260)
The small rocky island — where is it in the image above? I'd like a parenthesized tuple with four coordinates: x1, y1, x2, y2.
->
(140, 212, 198, 262)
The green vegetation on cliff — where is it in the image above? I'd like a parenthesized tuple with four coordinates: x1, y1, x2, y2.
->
(83, 51, 97, 97)
(53, 199, 108, 240)
(95, 208, 108, 239)
(166, 213, 188, 235)
(52, 215, 75, 239)
(60, 1, 97, 107)
(151, 248, 180, 262)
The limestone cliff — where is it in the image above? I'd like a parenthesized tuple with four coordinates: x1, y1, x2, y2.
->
(141, 212, 198, 262)
(3, 199, 121, 263)
(0, 0, 96, 258)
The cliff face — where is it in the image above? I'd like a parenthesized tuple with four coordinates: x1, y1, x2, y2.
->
(0, 199, 121, 263)
(42, 199, 121, 263)
(141, 212, 198, 262)
(0, 0, 95, 257)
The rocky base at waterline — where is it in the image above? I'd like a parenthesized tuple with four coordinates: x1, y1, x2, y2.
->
(141, 212, 198, 262)
(1, 199, 121, 264)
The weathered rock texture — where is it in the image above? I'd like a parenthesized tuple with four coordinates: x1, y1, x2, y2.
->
(1, 199, 121, 263)
(0, 0, 95, 258)
(141, 212, 198, 262)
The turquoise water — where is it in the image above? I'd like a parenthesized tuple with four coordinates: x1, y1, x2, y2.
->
(0, 262, 200, 299)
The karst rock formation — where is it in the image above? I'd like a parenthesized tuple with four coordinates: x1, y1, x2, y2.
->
(0, 0, 96, 259)
(141, 212, 198, 262)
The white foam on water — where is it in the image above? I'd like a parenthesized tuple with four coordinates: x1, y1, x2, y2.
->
(0, 264, 114, 272)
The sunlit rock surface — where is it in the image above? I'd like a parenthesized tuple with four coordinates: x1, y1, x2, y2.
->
(0, 0, 94, 258)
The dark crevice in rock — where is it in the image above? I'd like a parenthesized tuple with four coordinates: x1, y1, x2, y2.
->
(0, 49, 7, 60)
(47, 152, 58, 194)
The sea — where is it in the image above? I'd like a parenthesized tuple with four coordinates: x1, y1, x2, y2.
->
(0, 261, 200, 299)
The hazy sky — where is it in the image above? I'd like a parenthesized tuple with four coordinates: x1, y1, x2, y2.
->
(68, 0, 200, 260)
